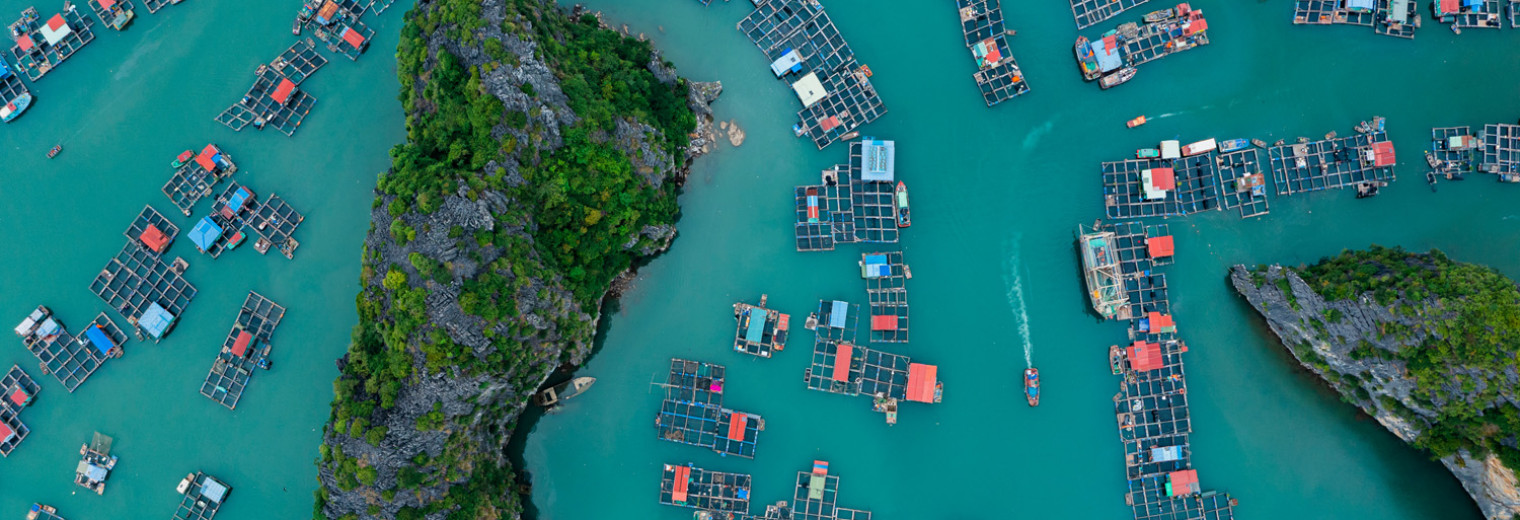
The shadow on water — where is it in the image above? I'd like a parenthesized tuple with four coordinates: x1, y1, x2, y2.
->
(507, 288, 626, 520)
(1221, 275, 1483, 519)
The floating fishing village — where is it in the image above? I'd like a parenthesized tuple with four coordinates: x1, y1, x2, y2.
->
(1075, 3, 1209, 90)
(1, 0, 397, 517)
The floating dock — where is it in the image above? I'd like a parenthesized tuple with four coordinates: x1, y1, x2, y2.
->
(214, 64, 318, 136)
(655, 358, 763, 458)
(1076, 5, 1209, 88)
(1070, 0, 1150, 29)
(762, 461, 873, 520)
(733, 295, 790, 358)
(163, 145, 238, 216)
(15, 306, 128, 392)
(1430, 126, 1478, 182)
(172, 472, 231, 520)
(89, 241, 198, 342)
(124, 205, 180, 255)
(74, 432, 117, 495)
(803, 300, 941, 423)
(955, 0, 1030, 106)
(793, 167, 855, 252)
(187, 182, 255, 258)
(87, 0, 134, 31)
(244, 193, 305, 259)
(860, 252, 909, 343)
(7, 6, 95, 81)
(1078, 222, 1174, 321)
(1434, 0, 1502, 29)
(200, 292, 285, 410)
(1267, 131, 1396, 195)
(658, 463, 752, 515)
(1292, 0, 1418, 38)
(314, 13, 373, 61)
(1215, 149, 1270, 218)
(1, 365, 40, 414)
(1479, 123, 1520, 181)
(738, 0, 886, 149)
(1101, 154, 1220, 220)
(26, 504, 67, 520)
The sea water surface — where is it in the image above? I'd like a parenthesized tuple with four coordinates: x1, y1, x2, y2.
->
(522, 1, 1520, 519)
(0, 1, 411, 518)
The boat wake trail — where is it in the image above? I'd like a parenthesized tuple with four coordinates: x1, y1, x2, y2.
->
(1004, 236, 1035, 368)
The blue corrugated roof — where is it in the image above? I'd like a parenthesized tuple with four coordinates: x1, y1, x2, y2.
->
(189, 217, 223, 252)
(1092, 41, 1122, 73)
(138, 302, 175, 339)
(84, 325, 116, 356)
(228, 188, 251, 212)
(829, 301, 847, 328)
(1346, 0, 1374, 10)
(744, 310, 767, 343)
(863, 254, 888, 265)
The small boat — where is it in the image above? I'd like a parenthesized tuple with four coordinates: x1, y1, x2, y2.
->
(893, 181, 910, 228)
(1024, 368, 1040, 407)
(1143, 8, 1175, 23)
(1355, 181, 1384, 199)
(1100, 67, 1137, 90)
(0, 92, 31, 123)
(1074, 35, 1101, 81)
(840, 130, 860, 141)
(1136, 148, 1160, 159)
(27, 504, 58, 520)
(1424, 150, 1439, 168)
(46, 144, 61, 159)
(171, 150, 194, 168)
(1325, 130, 1338, 140)
(292, 19, 301, 35)
(533, 376, 596, 408)
(1251, 138, 1268, 149)
(1109, 345, 1124, 375)
(1219, 138, 1249, 153)
(1181, 138, 1217, 156)
(1273, 139, 1286, 147)
(1127, 115, 1147, 128)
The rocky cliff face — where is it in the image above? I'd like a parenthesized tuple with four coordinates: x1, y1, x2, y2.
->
(1230, 263, 1520, 520)
(312, 1, 719, 518)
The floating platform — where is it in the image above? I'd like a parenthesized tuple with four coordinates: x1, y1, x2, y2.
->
(172, 472, 231, 520)
(956, 0, 1030, 106)
(738, 0, 885, 150)
(15, 307, 127, 392)
(1292, 0, 1416, 37)
(271, 39, 328, 85)
(89, 242, 198, 342)
(200, 292, 285, 410)
(1479, 123, 1520, 180)
(163, 145, 238, 216)
(1268, 131, 1396, 196)
(846, 140, 900, 243)
(187, 182, 256, 258)
(733, 296, 790, 358)
(658, 463, 752, 515)
(861, 252, 908, 343)
(7, 6, 95, 82)
(1077, 7, 1209, 87)
(215, 64, 318, 136)
(124, 205, 180, 255)
(655, 359, 762, 458)
(244, 193, 305, 259)
(1070, 0, 1150, 29)
(371, 0, 399, 15)
(75, 432, 117, 495)
(1431, 126, 1478, 180)
(1127, 475, 1237, 520)
(811, 299, 859, 345)
(1214, 149, 1271, 218)
(26, 504, 67, 520)
(793, 167, 856, 252)
(1435, 0, 1502, 29)
(0, 56, 30, 118)
(763, 461, 873, 520)
(87, 0, 134, 31)
(0, 405, 28, 457)
(1101, 155, 1220, 220)
(314, 16, 373, 61)
(141, 0, 182, 14)
(1374, 0, 1419, 38)
(1, 365, 40, 414)
(804, 338, 942, 417)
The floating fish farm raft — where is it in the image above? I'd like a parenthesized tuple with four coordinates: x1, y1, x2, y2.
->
(1291, 0, 1419, 38)
(793, 138, 902, 251)
(763, 461, 874, 520)
(14, 306, 128, 392)
(199, 292, 285, 410)
(1078, 222, 1175, 321)
(1433, 0, 1503, 29)
(1076, 5, 1209, 89)
(1479, 123, 1520, 181)
(87, 0, 134, 31)
(7, 6, 95, 81)
(371, 0, 398, 15)
(0, 403, 27, 456)
(955, 0, 1029, 106)
(312, 8, 373, 61)
(0, 56, 29, 115)
(244, 193, 305, 259)
(1101, 156, 1220, 219)
(860, 252, 909, 343)
(1428, 126, 1478, 183)
(802, 299, 941, 424)
(655, 358, 763, 458)
(89, 241, 198, 343)
(141, 0, 180, 14)
(187, 182, 252, 259)
(27, 504, 66, 520)
(271, 39, 328, 84)
(738, 0, 886, 149)
(1215, 149, 1271, 218)
(1268, 132, 1396, 195)
(733, 295, 790, 358)
(124, 205, 179, 255)
(172, 472, 230, 520)
(658, 463, 752, 515)
(163, 145, 238, 216)
(74, 432, 116, 495)
(214, 63, 318, 136)
(1071, 0, 1150, 29)
(0, 365, 39, 457)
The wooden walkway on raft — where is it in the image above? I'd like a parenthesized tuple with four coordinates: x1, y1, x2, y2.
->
(7, 7, 96, 82)
(17, 307, 128, 393)
(1070, 0, 1149, 29)
(955, 0, 1029, 106)
(655, 358, 763, 458)
(89, 241, 197, 342)
(658, 463, 752, 515)
(200, 292, 285, 410)
(141, 0, 185, 14)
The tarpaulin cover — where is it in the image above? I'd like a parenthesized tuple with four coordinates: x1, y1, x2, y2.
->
(9, 388, 27, 406)
(0, 421, 14, 443)
(232, 331, 253, 357)
(341, 26, 366, 49)
(189, 217, 223, 252)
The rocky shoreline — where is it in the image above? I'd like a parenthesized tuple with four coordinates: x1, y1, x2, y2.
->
(1230, 263, 1520, 520)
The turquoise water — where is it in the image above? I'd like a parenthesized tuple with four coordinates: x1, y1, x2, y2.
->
(523, 1, 1520, 519)
(0, 2, 409, 518)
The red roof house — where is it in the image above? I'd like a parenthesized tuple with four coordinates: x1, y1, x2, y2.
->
(0, 422, 12, 443)
(870, 314, 898, 331)
(1127, 341, 1164, 372)
(832, 343, 852, 382)
(1147, 311, 1177, 333)
(905, 363, 939, 403)
(726, 412, 748, 441)
(231, 331, 252, 357)
(270, 78, 296, 105)
(1149, 168, 1176, 191)
(671, 465, 690, 503)
(16, 35, 33, 52)
(195, 144, 220, 171)
(46, 14, 66, 31)
(1147, 235, 1175, 258)
(8, 388, 27, 407)
(1168, 469, 1201, 496)
(341, 27, 367, 49)
(1372, 141, 1396, 167)
(100, 0, 117, 8)
(140, 224, 170, 253)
